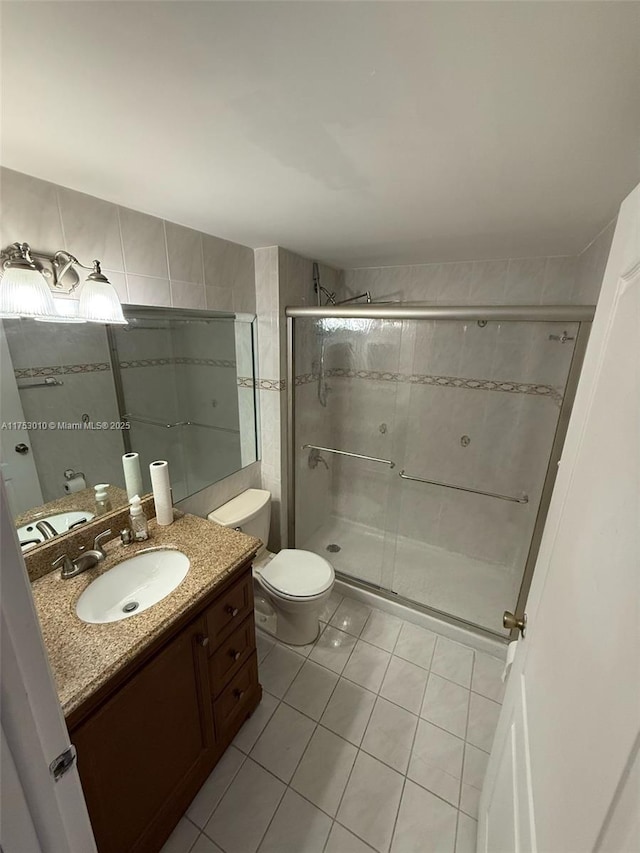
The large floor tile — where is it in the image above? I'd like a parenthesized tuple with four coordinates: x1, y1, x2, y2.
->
(462, 743, 489, 791)
(309, 625, 358, 674)
(394, 622, 437, 670)
(319, 591, 343, 622)
(320, 678, 377, 745)
(250, 703, 316, 782)
(455, 811, 478, 853)
(325, 822, 376, 853)
(421, 673, 470, 738)
(408, 720, 464, 807)
(360, 609, 403, 652)
(391, 780, 457, 853)
(284, 659, 338, 720)
(233, 692, 279, 754)
(291, 726, 357, 816)
(380, 655, 428, 714)
(258, 645, 304, 698)
(460, 783, 480, 820)
(466, 692, 501, 752)
(337, 752, 404, 853)
(204, 759, 285, 853)
(160, 818, 199, 853)
(191, 834, 223, 853)
(343, 640, 391, 693)
(187, 746, 244, 827)
(362, 697, 418, 773)
(330, 598, 372, 637)
(431, 637, 474, 688)
(256, 630, 276, 663)
(471, 652, 506, 703)
(258, 788, 331, 853)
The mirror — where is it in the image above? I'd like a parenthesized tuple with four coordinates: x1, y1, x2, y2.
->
(1, 306, 258, 551)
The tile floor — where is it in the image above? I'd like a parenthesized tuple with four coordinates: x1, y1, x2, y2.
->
(162, 591, 505, 853)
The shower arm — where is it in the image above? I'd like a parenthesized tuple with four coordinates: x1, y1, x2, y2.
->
(334, 291, 371, 305)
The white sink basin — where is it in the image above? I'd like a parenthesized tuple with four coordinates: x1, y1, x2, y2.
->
(76, 547, 190, 624)
(19, 510, 95, 549)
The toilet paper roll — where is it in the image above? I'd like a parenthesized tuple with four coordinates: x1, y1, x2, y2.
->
(502, 640, 518, 683)
(122, 452, 143, 500)
(64, 474, 87, 494)
(150, 460, 173, 525)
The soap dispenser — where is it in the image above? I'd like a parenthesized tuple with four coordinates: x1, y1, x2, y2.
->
(129, 494, 149, 542)
(94, 484, 112, 515)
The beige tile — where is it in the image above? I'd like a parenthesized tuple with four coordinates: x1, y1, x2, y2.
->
(362, 697, 417, 773)
(258, 644, 304, 698)
(325, 823, 375, 853)
(360, 609, 403, 651)
(291, 726, 357, 817)
(171, 280, 206, 309)
(119, 207, 168, 277)
(462, 743, 489, 792)
(187, 746, 244, 827)
(408, 719, 464, 807)
(466, 693, 500, 752)
(126, 274, 171, 306)
(250, 703, 315, 782)
(0, 168, 63, 251)
(320, 678, 376, 746)
(233, 691, 279, 754)
(160, 818, 199, 853)
(166, 222, 203, 283)
(421, 674, 470, 738)
(284, 659, 338, 720)
(58, 186, 124, 271)
(330, 598, 371, 637)
(204, 759, 284, 853)
(258, 788, 331, 853)
(309, 626, 357, 674)
(455, 812, 478, 853)
(337, 751, 404, 853)
(460, 783, 481, 820)
(394, 622, 437, 670)
(472, 652, 506, 703)
(391, 780, 457, 853)
(431, 637, 474, 688)
(380, 655, 428, 714)
(343, 640, 390, 693)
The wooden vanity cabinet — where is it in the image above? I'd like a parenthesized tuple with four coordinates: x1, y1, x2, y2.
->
(69, 564, 261, 853)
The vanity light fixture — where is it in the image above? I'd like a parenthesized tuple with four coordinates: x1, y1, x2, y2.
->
(0, 242, 127, 324)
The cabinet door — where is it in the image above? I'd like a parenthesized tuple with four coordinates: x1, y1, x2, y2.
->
(72, 615, 215, 853)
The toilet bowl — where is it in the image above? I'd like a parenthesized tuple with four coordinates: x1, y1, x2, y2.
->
(208, 489, 334, 645)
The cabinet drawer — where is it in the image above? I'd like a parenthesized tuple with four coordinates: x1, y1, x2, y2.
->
(209, 615, 255, 696)
(206, 570, 253, 648)
(213, 654, 258, 740)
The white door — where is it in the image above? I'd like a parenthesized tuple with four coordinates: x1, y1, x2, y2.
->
(478, 184, 640, 853)
(0, 321, 43, 514)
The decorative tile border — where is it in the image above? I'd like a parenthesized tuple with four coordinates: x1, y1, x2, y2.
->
(119, 356, 236, 369)
(294, 368, 563, 405)
(15, 357, 237, 377)
(237, 377, 285, 391)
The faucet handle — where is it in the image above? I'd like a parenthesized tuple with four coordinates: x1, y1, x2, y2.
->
(93, 529, 112, 557)
(52, 554, 74, 578)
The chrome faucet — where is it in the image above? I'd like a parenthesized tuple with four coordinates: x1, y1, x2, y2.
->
(53, 529, 112, 579)
(36, 519, 58, 540)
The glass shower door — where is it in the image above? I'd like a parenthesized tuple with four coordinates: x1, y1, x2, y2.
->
(293, 316, 404, 589)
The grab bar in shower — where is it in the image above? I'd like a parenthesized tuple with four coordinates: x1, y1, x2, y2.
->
(398, 470, 528, 504)
(302, 444, 395, 469)
(124, 413, 239, 434)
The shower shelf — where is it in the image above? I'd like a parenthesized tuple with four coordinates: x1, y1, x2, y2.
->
(302, 444, 395, 468)
(124, 413, 239, 434)
(398, 469, 528, 504)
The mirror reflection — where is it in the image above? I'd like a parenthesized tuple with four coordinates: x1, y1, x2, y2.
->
(1, 306, 258, 550)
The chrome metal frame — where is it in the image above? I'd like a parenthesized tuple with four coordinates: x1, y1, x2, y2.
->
(285, 303, 595, 641)
(398, 470, 528, 504)
(285, 304, 595, 322)
(303, 444, 395, 468)
(124, 413, 239, 434)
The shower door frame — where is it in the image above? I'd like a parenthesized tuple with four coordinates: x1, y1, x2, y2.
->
(286, 304, 595, 641)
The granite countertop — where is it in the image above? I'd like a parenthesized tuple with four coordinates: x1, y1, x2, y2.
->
(31, 512, 260, 718)
(15, 484, 130, 527)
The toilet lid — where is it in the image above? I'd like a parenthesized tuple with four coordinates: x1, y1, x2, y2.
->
(259, 549, 334, 598)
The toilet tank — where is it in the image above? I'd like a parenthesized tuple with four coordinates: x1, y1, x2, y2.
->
(208, 489, 271, 553)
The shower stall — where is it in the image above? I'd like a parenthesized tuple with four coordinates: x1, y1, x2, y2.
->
(286, 304, 594, 639)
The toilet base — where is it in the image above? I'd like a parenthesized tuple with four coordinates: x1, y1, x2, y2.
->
(252, 576, 330, 646)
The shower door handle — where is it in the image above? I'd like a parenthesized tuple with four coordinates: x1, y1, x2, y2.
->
(503, 611, 527, 638)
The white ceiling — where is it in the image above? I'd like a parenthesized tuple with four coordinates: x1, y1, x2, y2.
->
(1, 1, 639, 268)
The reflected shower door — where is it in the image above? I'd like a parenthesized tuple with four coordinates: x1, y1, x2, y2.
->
(391, 318, 579, 634)
(294, 317, 404, 589)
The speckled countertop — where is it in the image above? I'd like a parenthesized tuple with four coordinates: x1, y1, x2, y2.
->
(30, 513, 260, 719)
(15, 484, 129, 527)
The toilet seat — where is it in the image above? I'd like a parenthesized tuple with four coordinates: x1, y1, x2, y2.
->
(257, 549, 334, 600)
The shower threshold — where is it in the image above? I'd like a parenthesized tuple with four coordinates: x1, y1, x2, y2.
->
(301, 516, 519, 638)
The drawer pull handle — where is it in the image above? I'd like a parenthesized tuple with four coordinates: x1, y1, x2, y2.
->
(197, 635, 210, 648)
(233, 688, 245, 701)
(229, 649, 242, 661)
(225, 605, 239, 617)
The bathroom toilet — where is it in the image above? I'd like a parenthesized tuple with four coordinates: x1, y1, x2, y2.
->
(208, 489, 334, 645)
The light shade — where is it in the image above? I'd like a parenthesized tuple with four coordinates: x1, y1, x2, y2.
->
(78, 272, 127, 325)
(0, 266, 57, 319)
(35, 293, 86, 323)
